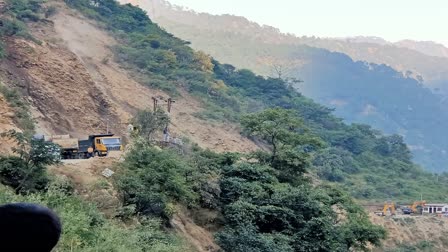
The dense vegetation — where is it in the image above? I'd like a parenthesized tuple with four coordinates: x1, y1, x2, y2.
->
(0, 84, 35, 136)
(60, 0, 448, 202)
(1, 0, 45, 42)
(113, 108, 387, 251)
(0, 1, 189, 251)
(0, 131, 188, 251)
(0, 110, 386, 251)
(0, 184, 186, 252)
(1, 0, 447, 251)
(145, 1, 448, 173)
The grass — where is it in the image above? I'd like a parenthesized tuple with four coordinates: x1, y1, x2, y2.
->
(0, 83, 35, 136)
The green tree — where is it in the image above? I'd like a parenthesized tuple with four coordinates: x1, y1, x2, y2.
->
(216, 163, 386, 252)
(0, 130, 59, 193)
(375, 134, 412, 162)
(241, 108, 321, 178)
(132, 108, 170, 141)
(115, 140, 197, 218)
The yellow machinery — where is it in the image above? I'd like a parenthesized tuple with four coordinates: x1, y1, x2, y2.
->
(48, 134, 122, 159)
(383, 203, 396, 216)
(410, 201, 426, 213)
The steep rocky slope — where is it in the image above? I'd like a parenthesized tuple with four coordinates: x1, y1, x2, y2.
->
(371, 214, 448, 251)
(0, 2, 257, 153)
(0, 93, 19, 154)
(0, 2, 257, 250)
(3, 1, 448, 251)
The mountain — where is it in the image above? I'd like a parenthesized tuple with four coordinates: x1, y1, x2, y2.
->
(4, 0, 448, 250)
(130, 0, 448, 92)
(395, 40, 448, 58)
(338, 36, 390, 46)
(339, 37, 448, 59)
(120, 0, 448, 172)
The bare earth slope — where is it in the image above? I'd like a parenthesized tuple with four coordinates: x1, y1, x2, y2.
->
(1, 2, 256, 152)
(1, 3, 256, 251)
(371, 214, 448, 251)
(0, 94, 19, 154)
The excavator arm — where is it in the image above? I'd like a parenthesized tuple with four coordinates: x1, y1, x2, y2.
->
(382, 203, 395, 216)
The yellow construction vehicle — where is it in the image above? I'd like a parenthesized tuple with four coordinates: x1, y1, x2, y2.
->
(48, 134, 122, 159)
(410, 201, 426, 214)
(382, 203, 396, 216)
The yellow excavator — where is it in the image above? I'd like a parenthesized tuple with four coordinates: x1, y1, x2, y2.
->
(382, 202, 396, 216)
(410, 201, 426, 214)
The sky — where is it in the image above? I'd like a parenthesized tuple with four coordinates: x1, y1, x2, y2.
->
(165, 0, 448, 46)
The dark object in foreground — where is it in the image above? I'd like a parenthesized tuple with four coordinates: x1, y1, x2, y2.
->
(0, 203, 61, 252)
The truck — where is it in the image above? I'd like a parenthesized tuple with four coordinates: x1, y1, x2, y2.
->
(47, 134, 123, 159)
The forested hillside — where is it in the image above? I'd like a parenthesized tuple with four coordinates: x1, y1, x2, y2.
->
(347, 37, 448, 59)
(2, 0, 448, 251)
(124, 0, 448, 172)
(53, 0, 448, 201)
(136, 0, 448, 89)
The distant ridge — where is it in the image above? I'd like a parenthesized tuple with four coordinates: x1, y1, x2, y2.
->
(123, 0, 448, 91)
(120, 0, 448, 172)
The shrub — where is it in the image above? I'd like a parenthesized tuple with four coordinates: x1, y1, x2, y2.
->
(115, 141, 198, 218)
(0, 156, 49, 193)
(0, 42, 5, 59)
(0, 19, 29, 37)
(45, 5, 57, 18)
(0, 185, 185, 252)
(0, 132, 60, 193)
(132, 108, 170, 141)
(0, 84, 35, 135)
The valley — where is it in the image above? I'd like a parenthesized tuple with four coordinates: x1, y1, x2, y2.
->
(126, 0, 448, 173)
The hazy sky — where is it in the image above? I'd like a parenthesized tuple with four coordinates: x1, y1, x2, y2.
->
(166, 0, 448, 46)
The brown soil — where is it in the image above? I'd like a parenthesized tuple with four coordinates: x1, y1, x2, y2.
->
(0, 2, 258, 250)
(171, 207, 220, 252)
(7, 37, 119, 136)
(49, 156, 121, 216)
(0, 93, 19, 154)
(370, 214, 448, 251)
(1, 1, 257, 153)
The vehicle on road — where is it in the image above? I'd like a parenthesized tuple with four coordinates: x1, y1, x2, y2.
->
(45, 134, 122, 159)
(402, 207, 413, 215)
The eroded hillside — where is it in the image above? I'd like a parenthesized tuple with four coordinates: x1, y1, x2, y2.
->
(0, 93, 19, 154)
(371, 214, 448, 251)
(3, 1, 448, 251)
(0, 2, 257, 152)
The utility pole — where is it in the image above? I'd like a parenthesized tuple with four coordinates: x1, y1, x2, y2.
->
(106, 118, 109, 134)
(167, 98, 175, 113)
(152, 97, 158, 112)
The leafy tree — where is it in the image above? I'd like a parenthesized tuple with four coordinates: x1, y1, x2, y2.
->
(241, 108, 321, 179)
(132, 108, 170, 141)
(216, 225, 293, 252)
(0, 130, 59, 193)
(194, 51, 214, 72)
(0, 184, 186, 252)
(216, 162, 386, 251)
(115, 140, 197, 218)
(313, 147, 360, 182)
(375, 134, 412, 162)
